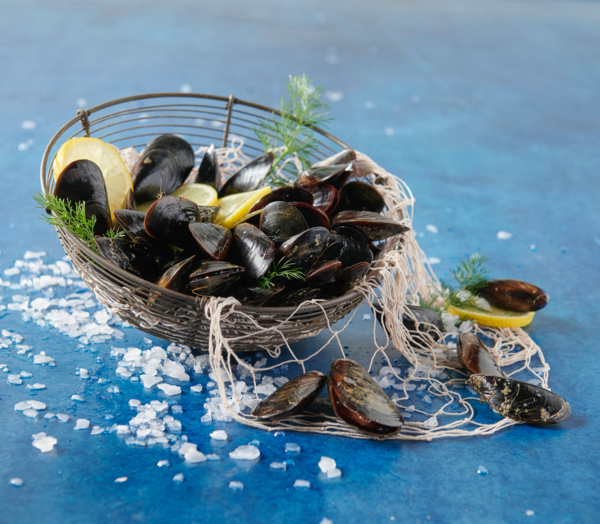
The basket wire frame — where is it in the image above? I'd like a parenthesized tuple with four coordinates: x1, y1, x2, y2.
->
(40, 93, 370, 351)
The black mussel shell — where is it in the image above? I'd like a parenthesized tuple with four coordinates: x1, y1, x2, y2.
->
(155, 255, 196, 291)
(328, 359, 403, 435)
(329, 261, 370, 296)
(290, 202, 331, 229)
(337, 235, 374, 268)
(191, 144, 219, 188)
(312, 149, 356, 169)
(249, 186, 314, 213)
(373, 304, 444, 345)
(469, 374, 571, 424)
(189, 222, 232, 261)
(316, 233, 345, 264)
(260, 202, 308, 246)
(54, 159, 111, 235)
(251, 371, 327, 421)
(479, 279, 549, 312)
(114, 209, 168, 252)
(457, 333, 504, 377)
(124, 189, 137, 211)
(294, 163, 352, 190)
(233, 224, 275, 281)
(303, 260, 342, 287)
(337, 181, 385, 214)
(334, 225, 379, 254)
(197, 206, 220, 223)
(311, 184, 339, 215)
(188, 260, 245, 296)
(96, 237, 145, 279)
(132, 134, 195, 204)
(232, 209, 263, 229)
(265, 287, 320, 307)
(276, 227, 330, 272)
(144, 196, 199, 250)
(218, 152, 274, 198)
(231, 284, 285, 306)
(332, 211, 409, 242)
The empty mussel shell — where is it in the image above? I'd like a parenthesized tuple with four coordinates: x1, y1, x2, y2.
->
(337, 181, 385, 214)
(54, 159, 111, 235)
(468, 374, 571, 424)
(233, 223, 275, 281)
(249, 186, 314, 213)
(189, 222, 232, 261)
(332, 211, 409, 242)
(191, 144, 220, 188)
(294, 163, 352, 189)
(251, 371, 327, 421)
(132, 134, 195, 204)
(479, 279, 549, 312)
(328, 359, 403, 435)
(276, 227, 331, 271)
(260, 202, 308, 246)
(457, 333, 504, 377)
(218, 152, 274, 198)
(144, 196, 199, 250)
(188, 260, 245, 296)
(290, 202, 331, 229)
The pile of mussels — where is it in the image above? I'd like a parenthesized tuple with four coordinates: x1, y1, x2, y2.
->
(53, 134, 408, 307)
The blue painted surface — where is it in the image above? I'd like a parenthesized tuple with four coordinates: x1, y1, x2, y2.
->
(0, 1, 599, 523)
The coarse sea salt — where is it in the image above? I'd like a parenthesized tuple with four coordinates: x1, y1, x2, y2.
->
(74, 419, 90, 430)
(157, 460, 170, 468)
(229, 445, 260, 460)
(210, 430, 228, 441)
(229, 481, 244, 490)
(285, 442, 301, 453)
(294, 479, 311, 489)
(173, 473, 185, 483)
(158, 384, 181, 396)
(270, 462, 286, 471)
(10, 478, 24, 487)
(32, 434, 57, 453)
(318, 456, 336, 474)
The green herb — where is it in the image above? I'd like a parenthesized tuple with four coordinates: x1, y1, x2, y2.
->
(254, 75, 331, 186)
(258, 258, 306, 290)
(33, 192, 124, 253)
(450, 253, 489, 294)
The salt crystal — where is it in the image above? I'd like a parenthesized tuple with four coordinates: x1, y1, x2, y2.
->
(10, 478, 24, 487)
(23, 409, 39, 418)
(57, 414, 70, 423)
(32, 435, 57, 452)
(74, 419, 90, 430)
(327, 468, 342, 479)
(210, 430, 228, 441)
(185, 448, 207, 463)
(270, 462, 286, 471)
(171, 405, 183, 414)
(162, 360, 190, 381)
(71, 395, 85, 402)
(206, 454, 221, 461)
(426, 224, 438, 234)
(157, 384, 181, 396)
(229, 481, 244, 490)
(15, 401, 32, 411)
(4, 267, 20, 276)
(477, 465, 489, 476)
(229, 445, 260, 460)
(320, 519, 333, 524)
(286, 442, 301, 453)
(254, 357, 267, 369)
(273, 377, 289, 388)
(180, 84, 192, 93)
(116, 425, 130, 435)
(158, 460, 170, 467)
(423, 416, 438, 427)
(141, 374, 163, 389)
(422, 395, 433, 404)
(190, 385, 203, 393)
(178, 442, 196, 456)
(294, 479, 311, 489)
(318, 456, 336, 474)
(526, 510, 535, 517)
(20, 371, 32, 378)
(248, 439, 260, 446)
(44, 413, 56, 419)
(91, 426, 105, 435)
(173, 473, 185, 483)
(27, 400, 46, 411)
(497, 231, 513, 240)
(114, 477, 127, 483)
(34, 354, 53, 365)
(24, 250, 45, 258)
(362, 314, 372, 321)
(129, 399, 141, 408)
(274, 431, 285, 437)
(27, 383, 45, 390)
(8, 375, 23, 385)
(427, 257, 441, 265)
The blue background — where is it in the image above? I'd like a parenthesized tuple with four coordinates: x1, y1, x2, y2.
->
(1, 1, 599, 523)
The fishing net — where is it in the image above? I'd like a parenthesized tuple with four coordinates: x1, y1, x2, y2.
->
(123, 139, 550, 441)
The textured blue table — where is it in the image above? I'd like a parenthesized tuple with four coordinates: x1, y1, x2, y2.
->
(1, 1, 599, 523)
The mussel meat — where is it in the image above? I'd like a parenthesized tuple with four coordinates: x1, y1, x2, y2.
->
(457, 333, 504, 377)
(479, 279, 549, 312)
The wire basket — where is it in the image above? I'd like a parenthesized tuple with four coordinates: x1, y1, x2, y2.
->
(40, 93, 388, 351)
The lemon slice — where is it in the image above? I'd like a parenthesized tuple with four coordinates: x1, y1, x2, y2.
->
(446, 304, 535, 328)
(171, 184, 218, 207)
(53, 137, 133, 224)
(214, 187, 271, 229)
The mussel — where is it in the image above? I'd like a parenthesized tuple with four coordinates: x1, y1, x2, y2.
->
(337, 181, 385, 214)
(54, 159, 111, 235)
(332, 211, 408, 242)
(479, 279, 549, 312)
(259, 202, 308, 246)
(303, 260, 342, 287)
(218, 152, 273, 198)
(457, 333, 504, 377)
(153, 255, 196, 295)
(328, 359, 403, 435)
(276, 227, 331, 271)
(189, 222, 232, 261)
(191, 144, 220, 188)
(290, 202, 331, 230)
(231, 284, 286, 306)
(294, 163, 352, 190)
(144, 196, 199, 250)
(468, 374, 571, 424)
(249, 186, 314, 212)
(312, 149, 356, 170)
(329, 261, 370, 296)
(233, 224, 275, 281)
(132, 134, 195, 204)
(310, 185, 339, 215)
(251, 371, 327, 421)
(114, 209, 169, 252)
(188, 260, 245, 296)
(95, 237, 146, 279)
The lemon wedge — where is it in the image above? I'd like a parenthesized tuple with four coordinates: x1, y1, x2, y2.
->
(446, 304, 535, 328)
(53, 137, 133, 224)
(214, 187, 271, 229)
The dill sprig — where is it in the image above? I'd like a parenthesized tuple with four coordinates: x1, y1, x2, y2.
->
(258, 258, 306, 290)
(450, 253, 489, 294)
(33, 192, 124, 253)
(254, 75, 331, 186)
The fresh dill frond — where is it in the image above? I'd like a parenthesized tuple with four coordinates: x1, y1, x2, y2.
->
(104, 228, 126, 240)
(254, 75, 332, 186)
(450, 253, 489, 294)
(258, 258, 306, 290)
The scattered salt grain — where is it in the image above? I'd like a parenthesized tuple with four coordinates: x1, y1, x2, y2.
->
(157, 384, 181, 396)
(57, 414, 70, 423)
(74, 419, 90, 430)
(320, 519, 333, 524)
(185, 448, 207, 463)
(362, 314, 372, 321)
(190, 385, 203, 393)
(21, 120, 37, 130)
(23, 409, 39, 418)
(477, 465, 489, 476)
(426, 224, 438, 234)
(526, 510, 535, 517)
(210, 430, 228, 441)
(285, 442, 301, 453)
(32, 434, 57, 452)
(294, 479, 311, 489)
(91, 426, 105, 435)
(229, 445, 260, 460)
(207, 454, 221, 461)
(27, 383, 46, 390)
(27, 400, 46, 411)
(173, 473, 185, 483)
(44, 413, 56, 420)
(157, 460, 170, 467)
(141, 374, 163, 389)
(229, 481, 244, 490)
(327, 468, 342, 479)
(497, 231, 512, 240)
(114, 477, 127, 483)
(427, 257, 441, 265)
(20, 371, 32, 378)
(71, 395, 85, 402)
(10, 478, 24, 487)
(274, 431, 285, 437)
(318, 456, 336, 474)
(270, 462, 286, 471)
(15, 401, 32, 411)
(8, 375, 23, 385)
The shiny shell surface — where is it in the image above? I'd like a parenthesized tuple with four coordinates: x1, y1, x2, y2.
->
(479, 279, 549, 312)
(332, 211, 409, 242)
(276, 227, 331, 271)
(457, 333, 504, 377)
(144, 196, 199, 249)
(260, 201, 308, 245)
(218, 152, 273, 198)
(189, 222, 232, 260)
(233, 223, 275, 280)
(192, 144, 219, 188)
(337, 181, 385, 214)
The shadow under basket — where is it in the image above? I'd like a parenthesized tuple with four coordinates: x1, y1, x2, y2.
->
(41, 92, 379, 351)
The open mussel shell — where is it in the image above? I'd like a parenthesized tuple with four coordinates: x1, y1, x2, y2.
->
(251, 371, 327, 421)
(328, 359, 403, 435)
(457, 333, 504, 377)
(310, 185, 339, 215)
(191, 144, 220, 188)
(132, 134, 195, 204)
(290, 202, 331, 229)
(189, 222, 232, 261)
(54, 159, 111, 235)
(276, 227, 331, 271)
(479, 279, 549, 312)
(468, 374, 571, 424)
(144, 196, 199, 250)
(329, 261, 370, 296)
(259, 202, 308, 246)
(337, 181, 385, 214)
(303, 260, 342, 287)
(231, 284, 285, 306)
(332, 211, 409, 242)
(218, 152, 273, 198)
(114, 209, 168, 252)
(188, 260, 245, 296)
(233, 224, 275, 281)
(294, 163, 352, 190)
(249, 186, 314, 213)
